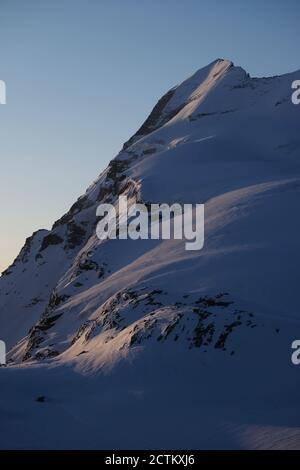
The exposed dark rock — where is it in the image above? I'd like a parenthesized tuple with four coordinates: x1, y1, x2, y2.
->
(52, 195, 93, 230)
(1, 268, 13, 276)
(25, 297, 43, 308)
(74, 282, 83, 288)
(35, 349, 60, 359)
(193, 321, 215, 348)
(189, 109, 237, 122)
(65, 222, 86, 250)
(36, 313, 63, 332)
(78, 258, 98, 272)
(71, 320, 96, 345)
(195, 295, 233, 308)
(123, 88, 177, 150)
(35, 396, 46, 403)
(215, 320, 242, 350)
(157, 314, 183, 342)
(40, 233, 63, 252)
(48, 292, 70, 309)
(142, 148, 157, 155)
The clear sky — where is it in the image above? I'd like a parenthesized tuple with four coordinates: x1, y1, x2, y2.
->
(0, 0, 299, 272)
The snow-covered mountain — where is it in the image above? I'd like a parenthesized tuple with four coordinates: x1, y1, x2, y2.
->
(1, 59, 300, 449)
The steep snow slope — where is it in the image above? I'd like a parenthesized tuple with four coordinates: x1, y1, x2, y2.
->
(0, 59, 300, 449)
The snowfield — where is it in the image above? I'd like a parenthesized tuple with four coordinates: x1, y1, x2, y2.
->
(1, 59, 300, 449)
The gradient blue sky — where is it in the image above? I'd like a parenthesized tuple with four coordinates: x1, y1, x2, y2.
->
(0, 0, 299, 272)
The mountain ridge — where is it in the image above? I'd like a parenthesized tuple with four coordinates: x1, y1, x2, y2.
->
(1, 58, 300, 449)
(1, 58, 300, 358)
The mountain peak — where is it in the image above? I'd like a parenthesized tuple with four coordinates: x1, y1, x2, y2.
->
(123, 58, 237, 149)
(209, 57, 234, 67)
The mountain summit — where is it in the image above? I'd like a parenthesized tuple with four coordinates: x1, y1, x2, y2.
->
(1, 60, 300, 449)
(124, 59, 235, 147)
